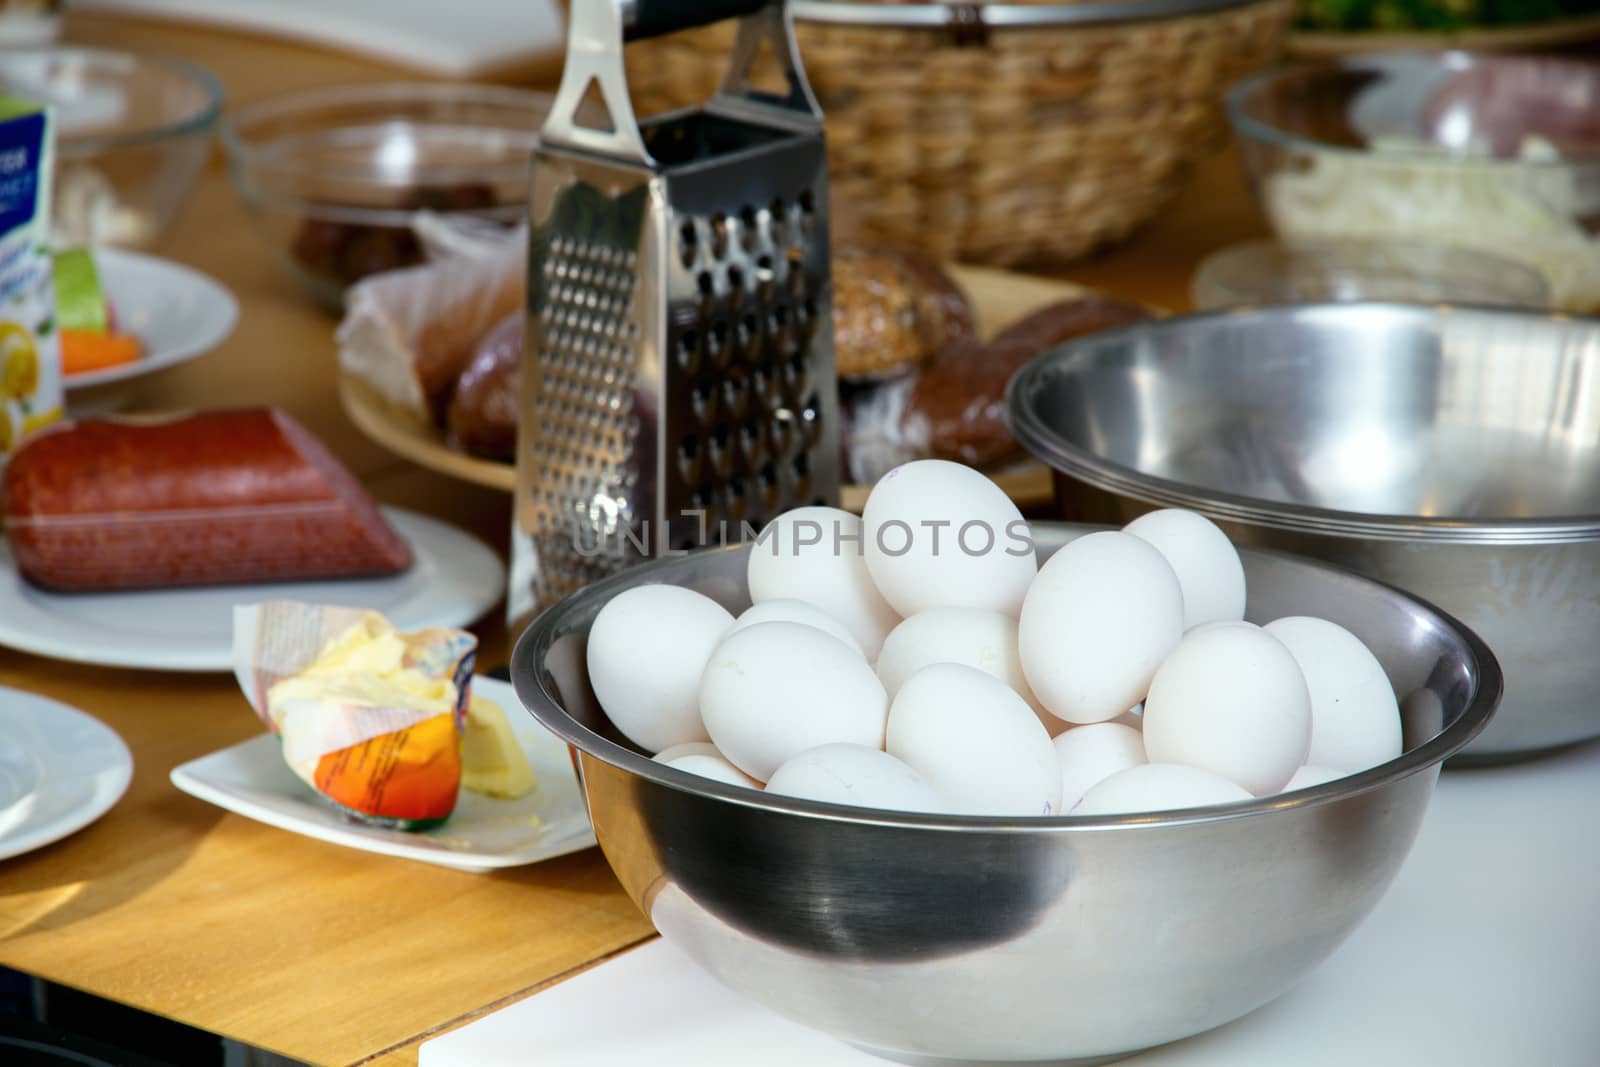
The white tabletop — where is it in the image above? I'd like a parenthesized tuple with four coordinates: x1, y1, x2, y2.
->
(422, 741, 1600, 1067)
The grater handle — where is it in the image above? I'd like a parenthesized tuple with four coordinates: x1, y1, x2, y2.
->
(625, 0, 769, 40)
(539, 0, 652, 163)
(711, 3, 823, 126)
(542, 0, 820, 165)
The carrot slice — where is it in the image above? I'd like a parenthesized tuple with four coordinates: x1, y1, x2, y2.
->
(62, 329, 143, 376)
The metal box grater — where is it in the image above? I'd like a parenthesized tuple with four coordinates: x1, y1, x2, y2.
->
(509, 0, 839, 624)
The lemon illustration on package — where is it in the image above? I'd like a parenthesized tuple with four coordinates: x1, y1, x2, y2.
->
(0, 321, 38, 399)
(0, 94, 61, 465)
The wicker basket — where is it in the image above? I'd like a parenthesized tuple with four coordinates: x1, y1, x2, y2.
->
(624, 0, 1294, 268)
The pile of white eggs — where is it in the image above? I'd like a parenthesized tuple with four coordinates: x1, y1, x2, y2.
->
(584, 460, 1403, 817)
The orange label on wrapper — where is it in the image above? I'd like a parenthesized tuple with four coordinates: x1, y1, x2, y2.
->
(235, 603, 478, 831)
(313, 710, 462, 824)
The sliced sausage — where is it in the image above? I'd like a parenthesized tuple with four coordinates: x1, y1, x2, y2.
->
(2, 408, 412, 591)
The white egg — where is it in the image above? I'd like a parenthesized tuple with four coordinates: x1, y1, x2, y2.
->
(654, 743, 761, 789)
(886, 663, 1061, 816)
(727, 598, 863, 656)
(1143, 625, 1312, 795)
(765, 743, 941, 813)
(874, 606, 1060, 734)
(1123, 508, 1247, 630)
(1187, 620, 1259, 636)
(861, 460, 1038, 617)
(1280, 765, 1344, 793)
(699, 621, 888, 782)
(1264, 616, 1402, 774)
(1053, 723, 1147, 811)
(1073, 763, 1253, 815)
(1018, 531, 1184, 725)
(586, 584, 731, 754)
(747, 507, 899, 657)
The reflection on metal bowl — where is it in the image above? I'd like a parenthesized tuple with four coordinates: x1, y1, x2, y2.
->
(1008, 301, 1599, 760)
(512, 527, 1498, 1065)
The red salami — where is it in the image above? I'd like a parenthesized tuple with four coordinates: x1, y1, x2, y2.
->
(2, 408, 412, 591)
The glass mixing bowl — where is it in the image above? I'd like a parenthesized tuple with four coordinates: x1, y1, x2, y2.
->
(1192, 238, 1552, 310)
(221, 82, 550, 308)
(0, 46, 222, 248)
(1227, 52, 1600, 313)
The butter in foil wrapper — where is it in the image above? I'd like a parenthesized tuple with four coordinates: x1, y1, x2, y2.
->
(233, 601, 477, 831)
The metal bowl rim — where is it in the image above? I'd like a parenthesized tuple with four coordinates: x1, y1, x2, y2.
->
(1226, 51, 1600, 170)
(510, 525, 1501, 833)
(1005, 301, 1600, 545)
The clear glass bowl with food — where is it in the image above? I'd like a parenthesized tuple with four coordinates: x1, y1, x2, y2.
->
(1227, 51, 1600, 313)
(1191, 237, 1552, 310)
(221, 82, 550, 309)
(0, 46, 222, 248)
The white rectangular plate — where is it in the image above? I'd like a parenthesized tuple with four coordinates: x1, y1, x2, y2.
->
(0, 507, 505, 674)
(170, 677, 595, 872)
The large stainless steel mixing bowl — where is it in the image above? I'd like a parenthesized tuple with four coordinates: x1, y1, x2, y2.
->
(512, 526, 1498, 1066)
(1008, 303, 1599, 761)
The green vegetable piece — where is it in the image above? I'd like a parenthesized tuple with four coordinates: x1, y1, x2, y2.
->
(0, 96, 44, 122)
(52, 248, 108, 335)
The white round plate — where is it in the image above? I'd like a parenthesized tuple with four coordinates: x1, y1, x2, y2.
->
(0, 507, 505, 672)
(0, 687, 133, 862)
(169, 676, 595, 873)
(62, 247, 238, 400)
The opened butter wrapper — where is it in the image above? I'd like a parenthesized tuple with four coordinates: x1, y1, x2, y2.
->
(233, 601, 477, 830)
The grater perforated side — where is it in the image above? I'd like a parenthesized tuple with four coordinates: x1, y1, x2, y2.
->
(524, 227, 646, 594)
(509, 0, 838, 624)
(656, 127, 836, 552)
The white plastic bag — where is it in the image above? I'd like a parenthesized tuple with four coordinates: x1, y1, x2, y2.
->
(335, 221, 527, 421)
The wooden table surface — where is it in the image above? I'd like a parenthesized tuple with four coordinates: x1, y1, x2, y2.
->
(0, 11, 1266, 1066)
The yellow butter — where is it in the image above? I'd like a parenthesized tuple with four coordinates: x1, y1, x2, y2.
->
(266, 614, 457, 727)
(461, 694, 537, 799)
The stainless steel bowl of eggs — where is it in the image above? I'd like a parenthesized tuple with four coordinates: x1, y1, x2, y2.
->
(511, 460, 1500, 1066)
(1007, 301, 1600, 762)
